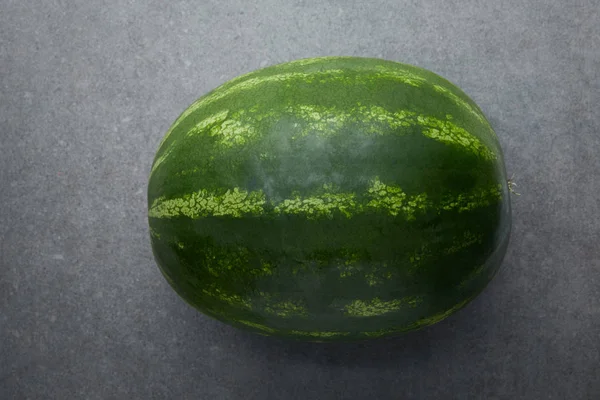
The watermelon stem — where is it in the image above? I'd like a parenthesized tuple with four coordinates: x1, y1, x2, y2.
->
(507, 174, 520, 196)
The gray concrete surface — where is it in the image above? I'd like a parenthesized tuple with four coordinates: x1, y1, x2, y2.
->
(1, 0, 599, 398)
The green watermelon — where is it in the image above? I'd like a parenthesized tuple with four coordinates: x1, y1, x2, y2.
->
(148, 56, 511, 341)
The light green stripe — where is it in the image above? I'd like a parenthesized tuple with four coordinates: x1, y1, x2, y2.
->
(344, 296, 422, 317)
(360, 296, 473, 337)
(273, 185, 358, 219)
(155, 66, 431, 151)
(149, 188, 266, 219)
(264, 300, 309, 318)
(151, 84, 496, 177)
(152, 110, 232, 175)
(285, 104, 495, 159)
(444, 231, 483, 255)
(438, 185, 502, 213)
(280, 56, 349, 68)
(149, 146, 174, 175)
(409, 296, 472, 327)
(154, 59, 494, 161)
(151, 104, 494, 176)
(149, 227, 161, 239)
(432, 84, 499, 145)
(148, 178, 502, 220)
(202, 288, 252, 310)
(187, 68, 427, 115)
(366, 177, 428, 220)
(433, 84, 487, 127)
(186, 109, 230, 137)
(214, 57, 331, 91)
(288, 330, 351, 338)
(159, 72, 336, 147)
(236, 320, 276, 333)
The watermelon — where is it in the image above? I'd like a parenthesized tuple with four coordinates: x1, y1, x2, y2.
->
(148, 56, 511, 341)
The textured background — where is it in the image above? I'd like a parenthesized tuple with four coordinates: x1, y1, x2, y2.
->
(1, 0, 599, 399)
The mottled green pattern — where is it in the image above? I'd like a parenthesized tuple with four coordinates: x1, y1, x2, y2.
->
(159, 66, 428, 146)
(152, 104, 496, 176)
(149, 188, 266, 219)
(366, 177, 428, 220)
(344, 296, 422, 317)
(202, 287, 252, 310)
(273, 190, 358, 219)
(445, 231, 483, 255)
(155, 57, 497, 155)
(148, 56, 512, 341)
(432, 84, 493, 134)
(439, 185, 503, 213)
(288, 331, 351, 339)
(359, 297, 474, 338)
(236, 320, 276, 333)
(264, 300, 308, 318)
(148, 178, 501, 220)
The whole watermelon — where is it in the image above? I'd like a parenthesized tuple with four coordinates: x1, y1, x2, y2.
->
(148, 56, 511, 341)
